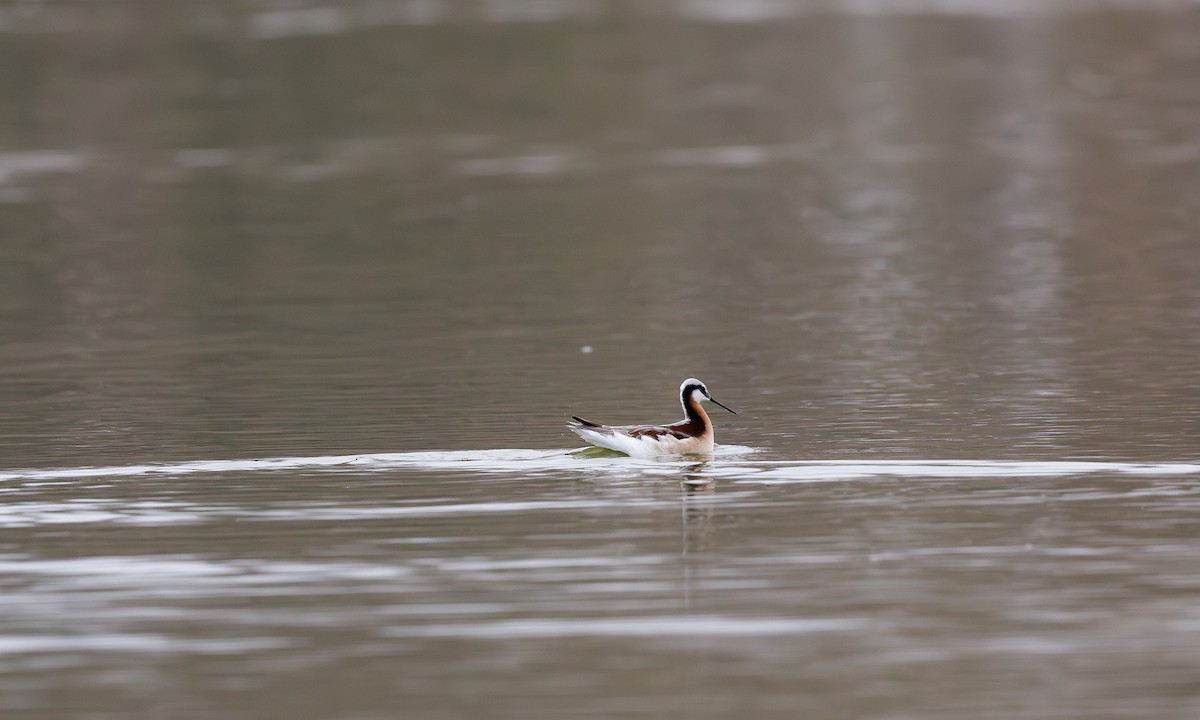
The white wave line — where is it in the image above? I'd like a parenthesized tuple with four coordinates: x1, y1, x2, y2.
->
(2, 452, 1198, 483)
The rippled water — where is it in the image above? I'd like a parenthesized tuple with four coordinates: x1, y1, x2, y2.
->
(3, 2, 1200, 718)
(5, 450, 1200, 718)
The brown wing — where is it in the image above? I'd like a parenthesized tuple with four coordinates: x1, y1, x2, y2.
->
(620, 423, 692, 441)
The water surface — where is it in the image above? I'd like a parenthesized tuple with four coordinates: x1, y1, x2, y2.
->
(2, 2, 1200, 718)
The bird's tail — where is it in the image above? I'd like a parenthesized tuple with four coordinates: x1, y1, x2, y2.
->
(567, 416, 614, 444)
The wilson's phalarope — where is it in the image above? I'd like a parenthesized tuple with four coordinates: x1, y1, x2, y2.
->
(568, 378, 737, 457)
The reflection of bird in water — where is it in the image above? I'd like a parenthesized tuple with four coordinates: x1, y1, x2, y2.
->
(681, 466, 716, 610)
(681, 475, 716, 553)
(567, 378, 737, 457)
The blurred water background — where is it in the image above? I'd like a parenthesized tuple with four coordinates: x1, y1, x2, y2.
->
(2, 1, 1200, 718)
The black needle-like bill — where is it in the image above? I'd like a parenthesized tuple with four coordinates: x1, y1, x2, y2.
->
(708, 396, 737, 415)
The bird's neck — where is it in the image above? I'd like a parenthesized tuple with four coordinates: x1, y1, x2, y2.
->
(682, 393, 711, 433)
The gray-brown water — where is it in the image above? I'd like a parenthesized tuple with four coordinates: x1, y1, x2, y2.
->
(3, 2, 1200, 718)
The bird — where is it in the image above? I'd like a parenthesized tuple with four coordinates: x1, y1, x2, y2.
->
(567, 378, 737, 457)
